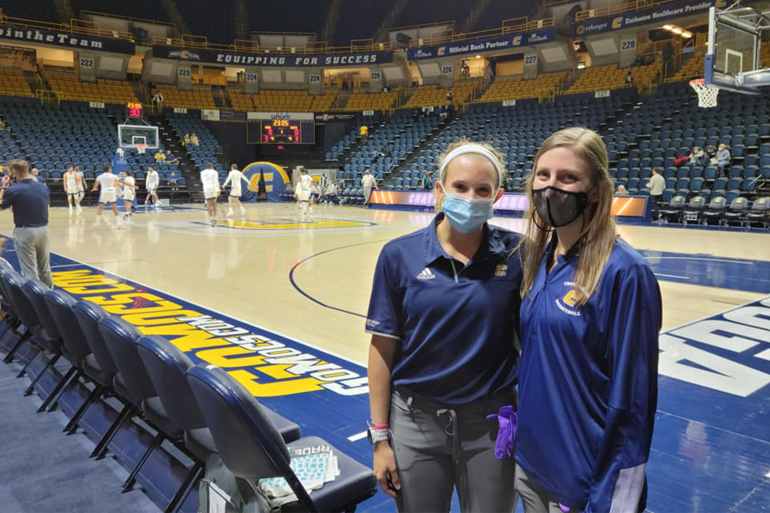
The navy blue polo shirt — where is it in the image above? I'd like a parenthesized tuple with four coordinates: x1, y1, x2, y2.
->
(365, 214, 523, 404)
(515, 236, 661, 512)
(1, 178, 49, 227)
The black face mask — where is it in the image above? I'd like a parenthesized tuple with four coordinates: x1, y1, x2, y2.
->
(532, 186, 590, 228)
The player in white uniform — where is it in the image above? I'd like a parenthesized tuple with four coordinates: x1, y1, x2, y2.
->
(63, 166, 82, 213)
(222, 164, 250, 217)
(294, 166, 313, 220)
(145, 166, 160, 211)
(91, 165, 122, 223)
(200, 162, 221, 226)
(74, 165, 86, 207)
(121, 170, 137, 220)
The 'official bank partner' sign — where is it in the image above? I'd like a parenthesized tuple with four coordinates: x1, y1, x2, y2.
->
(406, 28, 556, 61)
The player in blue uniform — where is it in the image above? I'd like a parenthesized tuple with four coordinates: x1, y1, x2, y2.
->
(513, 127, 661, 513)
(366, 141, 522, 512)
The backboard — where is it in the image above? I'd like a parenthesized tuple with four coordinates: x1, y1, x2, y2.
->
(117, 124, 159, 149)
(705, 4, 770, 94)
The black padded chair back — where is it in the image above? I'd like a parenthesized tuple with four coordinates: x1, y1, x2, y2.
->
(44, 290, 92, 366)
(73, 300, 118, 375)
(98, 316, 156, 405)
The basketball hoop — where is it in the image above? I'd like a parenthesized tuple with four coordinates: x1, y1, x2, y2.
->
(690, 79, 720, 108)
(136, 143, 147, 155)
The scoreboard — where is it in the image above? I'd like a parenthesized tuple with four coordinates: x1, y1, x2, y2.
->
(247, 112, 315, 144)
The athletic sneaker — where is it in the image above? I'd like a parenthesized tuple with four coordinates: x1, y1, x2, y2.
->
(240, 208, 246, 216)
(210, 217, 217, 226)
(227, 209, 234, 217)
(76, 205, 82, 213)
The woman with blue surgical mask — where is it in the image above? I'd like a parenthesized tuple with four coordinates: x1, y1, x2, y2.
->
(514, 127, 661, 513)
(365, 141, 523, 512)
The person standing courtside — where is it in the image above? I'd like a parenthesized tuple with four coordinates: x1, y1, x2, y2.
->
(362, 168, 378, 208)
(366, 142, 522, 512)
(0, 159, 53, 287)
(646, 168, 665, 221)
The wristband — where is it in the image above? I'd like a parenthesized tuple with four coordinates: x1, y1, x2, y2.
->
(373, 423, 389, 430)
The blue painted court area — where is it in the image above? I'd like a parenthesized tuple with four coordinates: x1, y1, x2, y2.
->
(640, 250, 770, 294)
(1, 234, 769, 512)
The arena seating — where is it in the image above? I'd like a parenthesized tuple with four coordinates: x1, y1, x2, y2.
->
(670, 52, 706, 82)
(389, 91, 635, 191)
(568, 60, 661, 93)
(246, 90, 337, 112)
(0, 101, 179, 188)
(479, 72, 567, 102)
(154, 85, 217, 110)
(165, 112, 227, 175)
(46, 72, 139, 104)
(339, 111, 443, 187)
(607, 81, 769, 207)
(404, 80, 480, 108)
(0, 69, 35, 98)
(344, 90, 399, 111)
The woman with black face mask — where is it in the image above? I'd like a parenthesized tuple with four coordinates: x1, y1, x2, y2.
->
(513, 127, 662, 513)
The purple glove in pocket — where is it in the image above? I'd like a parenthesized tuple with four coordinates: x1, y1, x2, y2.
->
(486, 405, 517, 460)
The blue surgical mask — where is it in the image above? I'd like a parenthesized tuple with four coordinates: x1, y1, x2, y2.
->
(441, 192, 494, 233)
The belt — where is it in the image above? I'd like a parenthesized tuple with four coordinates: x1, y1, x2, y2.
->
(16, 224, 46, 228)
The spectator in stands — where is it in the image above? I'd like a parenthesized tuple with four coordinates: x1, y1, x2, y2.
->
(446, 90, 455, 116)
(190, 133, 200, 146)
(362, 168, 378, 208)
(716, 143, 731, 175)
(165, 150, 180, 165)
(625, 70, 634, 87)
(152, 91, 164, 113)
(0, 118, 6, 131)
(366, 141, 520, 512)
(30, 168, 41, 183)
(169, 171, 179, 192)
(706, 144, 717, 163)
(616, 184, 629, 196)
(688, 145, 706, 166)
(184, 133, 191, 147)
(514, 127, 660, 513)
(673, 150, 689, 167)
(0, 159, 52, 287)
(422, 171, 435, 190)
(646, 167, 665, 221)
(154, 150, 166, 165)
(360, 125, 369, 140)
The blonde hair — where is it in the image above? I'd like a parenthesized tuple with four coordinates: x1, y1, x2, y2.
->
(519, 127, 616, 306)
(433, 139, 504, 210)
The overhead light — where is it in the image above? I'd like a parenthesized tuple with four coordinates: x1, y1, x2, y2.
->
(672, 27, 683, 34)
(663, 24, 674, 31)
(475, 55, 481, 59)
(682, 31, 693, 38)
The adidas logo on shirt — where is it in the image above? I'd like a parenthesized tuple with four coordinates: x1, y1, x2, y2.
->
(416, 268, 436, 280)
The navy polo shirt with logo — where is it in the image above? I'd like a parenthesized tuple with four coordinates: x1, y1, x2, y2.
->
(365, 214, 523, 405)
(1, 178, 49, 227)
(515, 236, 661, 513)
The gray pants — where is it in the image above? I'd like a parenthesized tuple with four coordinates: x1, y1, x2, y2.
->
(514, 462, 580, 513)
(390, 388, 518, 513)
(13, 226, 52, 288)
(363, 186, 372, 206)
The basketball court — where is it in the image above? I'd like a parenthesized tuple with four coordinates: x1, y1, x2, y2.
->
(0, 201, 768, 511)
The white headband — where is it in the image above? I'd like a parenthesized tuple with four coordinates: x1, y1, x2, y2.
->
(438, 144, 505, 186)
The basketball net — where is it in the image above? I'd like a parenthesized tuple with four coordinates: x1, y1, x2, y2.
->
(136, 143, 147, 155)
(690, 78, 719, 108)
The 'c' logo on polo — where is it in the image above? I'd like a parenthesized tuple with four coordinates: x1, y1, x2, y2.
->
(563, 290, 578, 307)
(495, 264, 508, 277)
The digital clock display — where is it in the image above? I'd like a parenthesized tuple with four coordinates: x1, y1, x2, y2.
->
(246, 114, 315, 144)
(127, 102, 143, 118)
(262, 122, 300, 143)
